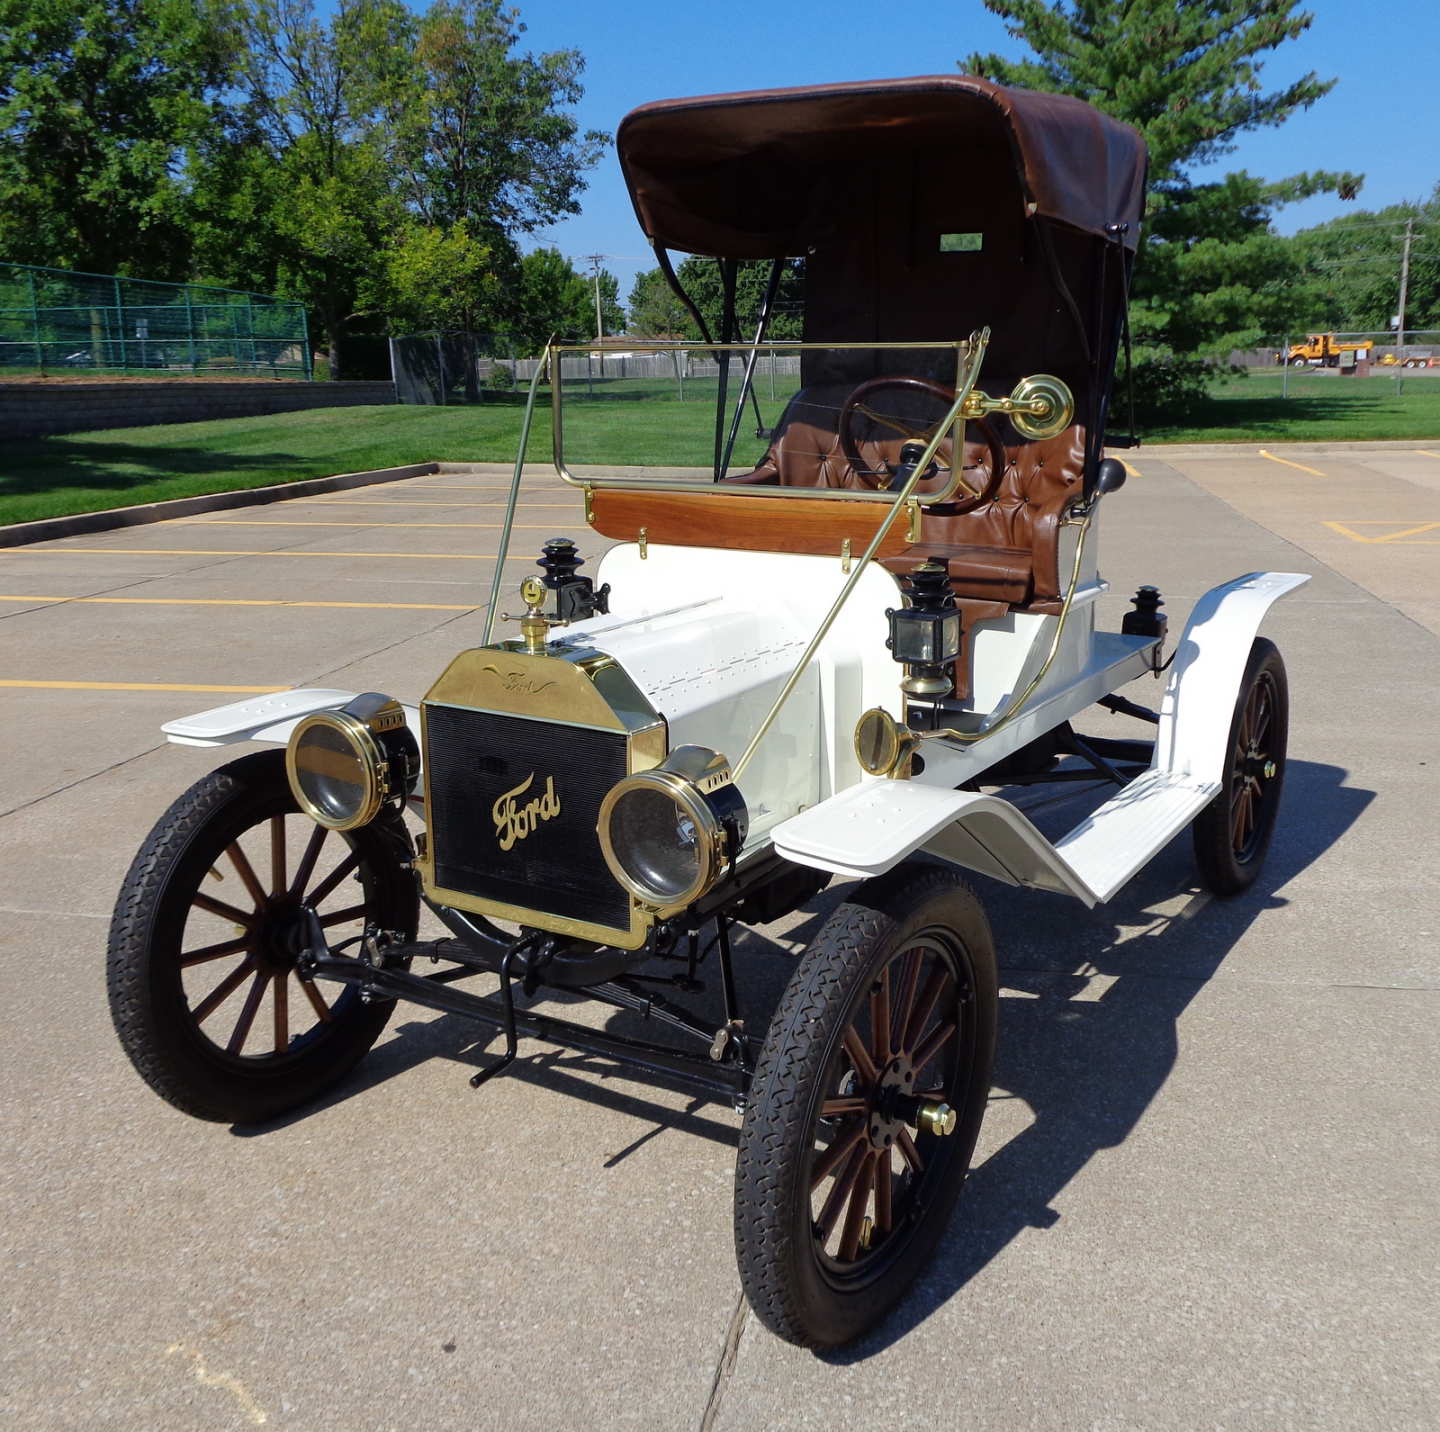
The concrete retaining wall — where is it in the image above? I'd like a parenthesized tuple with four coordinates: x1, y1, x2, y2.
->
(1, 380, 396, 440)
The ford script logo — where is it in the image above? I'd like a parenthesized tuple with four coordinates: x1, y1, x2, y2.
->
(493, 772, 561, 851)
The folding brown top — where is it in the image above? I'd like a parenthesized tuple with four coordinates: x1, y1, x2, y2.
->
(618, 76, 1147, 258)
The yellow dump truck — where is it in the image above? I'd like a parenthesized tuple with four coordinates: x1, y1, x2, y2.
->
(1280, 334, 1374, 367)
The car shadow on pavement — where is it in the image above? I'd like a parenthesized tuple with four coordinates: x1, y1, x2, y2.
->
(821, 758, 1373, 1361)
(231, 759, 1372, 1364)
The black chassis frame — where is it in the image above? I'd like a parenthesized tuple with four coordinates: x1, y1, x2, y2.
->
(299, 714, 1158, 1111)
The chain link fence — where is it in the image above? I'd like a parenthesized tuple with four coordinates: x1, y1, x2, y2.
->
(389, 331, 524, 404)
(0, 263, 311, 378)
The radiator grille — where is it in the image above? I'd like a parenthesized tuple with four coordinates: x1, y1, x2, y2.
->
(424, 704, 631, 931)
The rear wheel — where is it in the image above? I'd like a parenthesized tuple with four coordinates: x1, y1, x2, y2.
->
(1192, 638, 1289, 896)
(734, 865, 997, 1347)
(107, 750, 419, 1123)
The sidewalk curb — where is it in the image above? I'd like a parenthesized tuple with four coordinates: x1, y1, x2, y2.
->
(0, 462, 440, 549)
(1133, 439, 1440, 457)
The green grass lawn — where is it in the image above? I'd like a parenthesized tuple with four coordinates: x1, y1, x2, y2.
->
(4, 369, 1439, 526)
(1146, 370, 1440, 443)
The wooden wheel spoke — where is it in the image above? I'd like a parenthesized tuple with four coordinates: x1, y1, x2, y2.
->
(269, 816, 287, 895)
(307, 850, 360, 908)
(225, 969, 271, 1055)
(912, 1018, 957, 1076)
(816, 1143, 868, 1243)
(225, 842, 267, 910)
(1251, 689, 1272, 748)
(191, 958, 255, 1024)
(902, 966, 948, 1054)
(842, 1027, 879, 1086)
(891, 950, 922, 1057)
(273, 973, 289, 1053)
(820, 1095, 868, 1119)
(838, 1152, 877, 1261)
(896, 1128, 924, 1175)
(192, 891, 257, 928)
(289, 824, 328, 900)
(319, 902, 368, 928)
(180, 934, 252, 968)
(298, 974, 333, 1023)
(874, 1148, 893, 1235)
(870, 965, 892, 1066)
(811, 1120, 866, 1189)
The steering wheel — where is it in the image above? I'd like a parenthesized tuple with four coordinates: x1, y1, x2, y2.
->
(838, 375, 1007, 512)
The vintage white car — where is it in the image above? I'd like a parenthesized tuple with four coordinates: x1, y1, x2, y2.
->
(108, 77, 1305, 1349)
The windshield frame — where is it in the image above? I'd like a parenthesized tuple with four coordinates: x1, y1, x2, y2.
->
(547, 337, 985, 508)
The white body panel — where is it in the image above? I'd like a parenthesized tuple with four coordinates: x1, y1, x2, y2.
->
(562, 544, 902, 844)
(773, 570, 1310, 905)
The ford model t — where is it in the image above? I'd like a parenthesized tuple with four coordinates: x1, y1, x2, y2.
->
(108, 78, 1305, 1347)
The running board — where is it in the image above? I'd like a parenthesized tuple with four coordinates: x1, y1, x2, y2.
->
(773, 768, 1218, 907)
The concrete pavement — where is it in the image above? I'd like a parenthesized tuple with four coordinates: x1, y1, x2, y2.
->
(1, 447, 1436, 1429)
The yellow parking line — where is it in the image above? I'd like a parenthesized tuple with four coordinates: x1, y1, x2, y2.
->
(0, 679, 288, 693)
(0, 594, 477, 611)
(1258, 449, 1325, 476)
(0, 547, 524, 561)
(1372, 521, 1440, 543)
(1122, 460, 1141, 479)
(1417, 451, 1440, 460)
(171, 520, 568, 530)
(1321, 520, 1440, 544)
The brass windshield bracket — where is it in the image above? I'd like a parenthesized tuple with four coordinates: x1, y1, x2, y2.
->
(638, 527, 648, 560)
(840, 538, 852, 573)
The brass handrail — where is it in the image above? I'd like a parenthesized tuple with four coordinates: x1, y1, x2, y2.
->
(482, 341, 554, 644)
(730, 330, 992, 782)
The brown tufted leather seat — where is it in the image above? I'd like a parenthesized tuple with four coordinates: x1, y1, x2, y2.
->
(727, 381, 1085, 608)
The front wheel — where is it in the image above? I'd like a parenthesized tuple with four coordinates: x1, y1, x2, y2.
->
(1191, 638, 1289, 896)
(107, 749, 419, 1123)
(734, 865, 998, 1348)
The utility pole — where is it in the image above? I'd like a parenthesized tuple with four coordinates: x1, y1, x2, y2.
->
(581, 254, 606, 342)
(1394, 214, 1415, 394)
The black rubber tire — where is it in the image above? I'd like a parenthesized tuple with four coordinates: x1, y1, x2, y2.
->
(1192, 637, 1289, 896)
(107, 749, 419, 1123)
(734, 864, 998, 1348)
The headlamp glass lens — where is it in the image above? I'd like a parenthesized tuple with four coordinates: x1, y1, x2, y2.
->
(609, 785, 705, 904)
(292, 718, 374, 828)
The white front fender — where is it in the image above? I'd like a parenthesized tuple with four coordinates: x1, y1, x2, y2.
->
(772, 570, 1309, 904)
(161, 688, 421, 749)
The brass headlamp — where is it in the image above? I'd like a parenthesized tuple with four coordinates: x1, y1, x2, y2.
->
(597, 746, 749, 911)
(285, 693, 419, 830)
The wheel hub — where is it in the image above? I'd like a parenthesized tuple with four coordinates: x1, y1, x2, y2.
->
(253, 896, 308, 974)
(867, 1054, 915, 1150)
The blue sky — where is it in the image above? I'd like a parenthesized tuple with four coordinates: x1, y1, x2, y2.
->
(504, 0, 1440, 302)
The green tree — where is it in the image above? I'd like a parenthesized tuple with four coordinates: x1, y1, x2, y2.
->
(1292, 191, 1440, 336)
(0, 0, 237, 275)
(627, 268, 692, 337)
(377, 0, 606, 235)
(964, 0, 1361, 411)
(670, 258, 806, 341)
(190, 0, 604, 370)
(512, 247, 592, 350)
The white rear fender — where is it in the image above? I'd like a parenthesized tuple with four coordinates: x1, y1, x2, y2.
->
(1154, 570, 1309, 781)
(161, 688, 421, 750)
(772, 570, 1309, 904)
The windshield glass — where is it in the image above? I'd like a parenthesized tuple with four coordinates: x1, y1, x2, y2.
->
(542, 340, 983, 499)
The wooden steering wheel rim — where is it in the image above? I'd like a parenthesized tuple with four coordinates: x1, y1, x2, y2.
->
(837, 375, 1007, 512)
